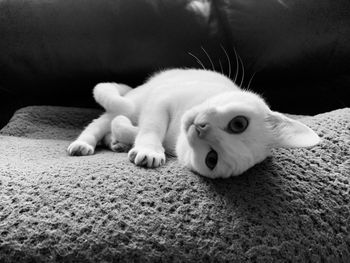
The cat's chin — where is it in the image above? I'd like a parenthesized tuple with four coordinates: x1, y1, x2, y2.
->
(176, 127, 271, 179)
(175, 132, 194, 168)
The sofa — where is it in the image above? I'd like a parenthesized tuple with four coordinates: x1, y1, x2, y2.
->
(0, 0, 349, 262)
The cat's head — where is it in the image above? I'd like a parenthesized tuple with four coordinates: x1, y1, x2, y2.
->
(176, 90, 320, 178)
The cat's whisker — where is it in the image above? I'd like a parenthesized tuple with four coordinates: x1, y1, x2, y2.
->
(220, 44, 231, 79)
(201, 46, 215, 71)
(237, 53, 245, 88)
(245, 72, 256, 91)
(232, 46, 239, 84)
(218, 59, 224, 75)
(188, 52, 206, 70)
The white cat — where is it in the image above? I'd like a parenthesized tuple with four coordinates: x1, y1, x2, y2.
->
(67, 69, 320, 178)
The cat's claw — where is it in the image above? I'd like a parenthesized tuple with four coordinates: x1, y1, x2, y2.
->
(128, 147, 166, 168)
(67, 141, 94, 156)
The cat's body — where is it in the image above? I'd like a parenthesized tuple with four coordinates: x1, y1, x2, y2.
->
(68, 69, 320, 178)
(114, 69, 235, 153)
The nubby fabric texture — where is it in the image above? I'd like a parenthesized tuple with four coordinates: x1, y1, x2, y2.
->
(0, 106, 349, 262)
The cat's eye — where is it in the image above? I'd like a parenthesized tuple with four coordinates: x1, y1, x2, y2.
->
(205, 149, 218, 170)
(227, 116, 249, 134)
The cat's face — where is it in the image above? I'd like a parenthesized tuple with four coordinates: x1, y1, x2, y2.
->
(176, 91, 320, 178)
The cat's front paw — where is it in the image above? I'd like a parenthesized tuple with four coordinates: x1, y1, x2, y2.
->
(128, 146, 166, 168)
(110, 141, 131, 153)
(67, 141, 94, 156)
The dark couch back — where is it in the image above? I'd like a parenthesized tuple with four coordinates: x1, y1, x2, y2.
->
(0, 0, 349, 126)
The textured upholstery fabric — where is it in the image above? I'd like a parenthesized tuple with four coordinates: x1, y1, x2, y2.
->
(0, 106, 349, 262)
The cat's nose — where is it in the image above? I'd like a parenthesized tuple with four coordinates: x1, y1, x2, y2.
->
(195, 123, 209, 138)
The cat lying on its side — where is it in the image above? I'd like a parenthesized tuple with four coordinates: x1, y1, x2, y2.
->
(67, 69, 320, 178)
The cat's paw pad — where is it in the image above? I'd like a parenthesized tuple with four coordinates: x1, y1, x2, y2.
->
(128, 147, 166, 168)
(67, 141, 94, 156)
(110, 141, 131, 153)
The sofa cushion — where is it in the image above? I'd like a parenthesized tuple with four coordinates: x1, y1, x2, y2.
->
(0, 106, 349, 262)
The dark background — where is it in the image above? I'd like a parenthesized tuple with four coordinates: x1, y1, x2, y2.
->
(1, 0, 349, 128)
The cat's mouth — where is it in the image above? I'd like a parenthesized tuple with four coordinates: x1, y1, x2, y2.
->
(183, 115, 195, 133)
(187, 124, 198, 145)
(186, 122, 210, 145)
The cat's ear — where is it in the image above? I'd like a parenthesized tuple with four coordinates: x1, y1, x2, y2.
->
(266, 111, 321, 148)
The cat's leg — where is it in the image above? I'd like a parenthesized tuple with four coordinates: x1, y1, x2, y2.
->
(114, 83, 133, 95)
(94, 82, 132, 96)
(103, 115, 139, 152)
(128, 107, 167, 168)
(93, 82, 134, 115)
(67, 113, 114, 156)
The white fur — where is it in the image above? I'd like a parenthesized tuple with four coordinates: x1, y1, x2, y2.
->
(67, 69, 321, 178)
